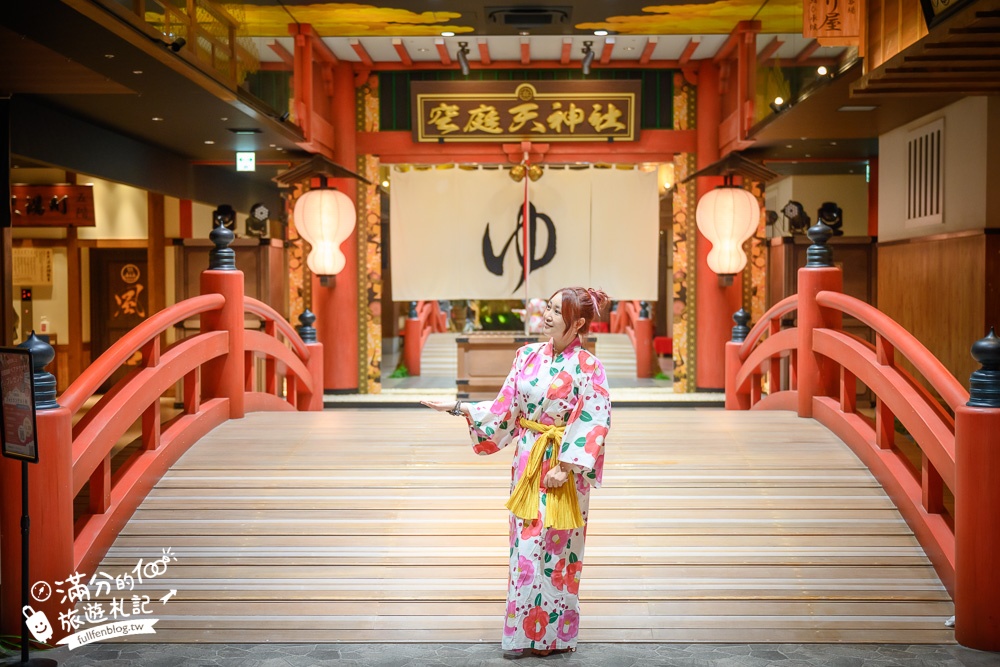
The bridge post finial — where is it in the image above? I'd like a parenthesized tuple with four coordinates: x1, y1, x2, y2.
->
(968, 328, 1000, 408)
(297, 309, 318, 344)
(732, 309, 751, 343)
(408, 301, 418, 319)
(208, 224, 236, 271)
(18, 332, 59, 409)
(639, 301, 650, 319)
(805, 221, 834, 267)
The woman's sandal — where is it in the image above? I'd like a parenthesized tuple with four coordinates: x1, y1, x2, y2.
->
(532, 648, 574, 656)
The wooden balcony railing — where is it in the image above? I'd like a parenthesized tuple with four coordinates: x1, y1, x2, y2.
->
(402, 301, 448, 376)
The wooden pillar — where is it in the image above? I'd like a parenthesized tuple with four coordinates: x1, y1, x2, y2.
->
(199, 227, 245, 418)
(313, 62, 359, 391)
(66, 227, 83, 383)
(0, 337, 73, 641)
(695, 61, 742, 390)
(795, 224, 843, 418)
(147, 193, 166, 317)
(954, 331, 1000, 651)
(1, 97, 12, 347)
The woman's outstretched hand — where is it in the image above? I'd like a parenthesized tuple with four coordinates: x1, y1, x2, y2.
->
(421, 399, 460, 413)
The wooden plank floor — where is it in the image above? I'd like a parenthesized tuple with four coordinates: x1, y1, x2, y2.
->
(97, 408, 954, 643)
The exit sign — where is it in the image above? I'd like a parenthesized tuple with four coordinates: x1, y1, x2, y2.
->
(236, 152, 256, 172)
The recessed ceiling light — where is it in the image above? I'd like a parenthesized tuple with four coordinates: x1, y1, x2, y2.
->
(132, 70, 143, 75)
(623, 46, 634, 51)
(805, 154, 811, 158)
(104, 54, 114, 59)
(269, 144, 276, 148)
(228, 127, 262, 135)
(276, 147, 284, 151)
(785, 144, 793, 149)
(594, 30, 608, 36)
(221, 117, 228, 121)
(830, 141, 837, 145)
(204, 140, 215, 145)
(441, 31, 455, 37)
(152, 117, 163, 121)
(417, 47, 429, 52)
(838, 105, 878, 112)
(800, 137, 807, 141)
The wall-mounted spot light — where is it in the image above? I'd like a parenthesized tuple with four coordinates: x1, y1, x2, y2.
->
(594, 30, 608, 36)
(781, 200, 811, 234)
(581, 41, 595, 76)
(441, 31, 455, 37)
(456, 41, 471, 76)
(768, 96, 791, 114)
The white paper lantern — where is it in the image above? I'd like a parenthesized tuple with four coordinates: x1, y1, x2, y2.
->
(695, 185, 760, 276)
(293, 188, 356, 276)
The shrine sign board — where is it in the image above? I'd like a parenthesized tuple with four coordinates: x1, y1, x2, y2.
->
(412, 80, 640, 143)
(11, 184, 96, 227)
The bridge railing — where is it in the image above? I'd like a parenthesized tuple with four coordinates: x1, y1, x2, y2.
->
(0, 226, 323, 640)
(724, 222, 1000, 651)
(402, 300, 447, 376)
(610, 300, 656, 378)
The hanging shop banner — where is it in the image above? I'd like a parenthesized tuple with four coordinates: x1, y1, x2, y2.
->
(412, 81, 640, 143)
(10, 184, 96, 227)
(0, 347, 38, 463)
(389, 165, 658, 300)
(803, 0, 861, 42)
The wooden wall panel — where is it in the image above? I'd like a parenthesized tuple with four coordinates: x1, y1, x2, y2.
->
(878, 233, 986, 391)
(866, 0, 929, 71)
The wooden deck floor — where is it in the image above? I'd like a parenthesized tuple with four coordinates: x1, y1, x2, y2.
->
(98, 408, 954, 644)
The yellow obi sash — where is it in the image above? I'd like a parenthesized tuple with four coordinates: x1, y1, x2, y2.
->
(504, 417, 585, 530)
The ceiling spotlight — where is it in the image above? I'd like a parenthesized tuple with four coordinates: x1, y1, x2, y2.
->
(817, 65, 829, 76)
(441, 31, 455, 37)
(594, 30, 608, 36)
(456, 41, 471, 76)
(581, 41, 595, 76)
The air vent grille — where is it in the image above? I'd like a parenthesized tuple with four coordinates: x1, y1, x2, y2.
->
(906, 118, 944, 227)
(486, 6, 571, 31)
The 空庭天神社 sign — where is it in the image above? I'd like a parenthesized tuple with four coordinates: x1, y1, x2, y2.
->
(412, 81, 640, 143)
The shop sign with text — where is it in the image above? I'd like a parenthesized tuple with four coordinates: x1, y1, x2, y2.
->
(11, 184, 96, 227)
(803, 0, 861, 42)
(412, 81, 640, 143)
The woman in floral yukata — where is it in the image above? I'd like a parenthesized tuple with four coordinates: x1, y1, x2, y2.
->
(423, 286, 612, 659)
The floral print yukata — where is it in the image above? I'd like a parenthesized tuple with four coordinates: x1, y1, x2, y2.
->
(465, 337, 611, 652)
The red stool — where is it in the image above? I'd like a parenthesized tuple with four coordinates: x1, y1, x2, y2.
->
(653, 336, 673, 356)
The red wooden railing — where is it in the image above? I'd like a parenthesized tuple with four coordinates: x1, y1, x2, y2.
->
(610, 300, 656, 378)
(725, 227, 1000, 651)
(0, 228, 323, 641)
(402, 300, 447, 376)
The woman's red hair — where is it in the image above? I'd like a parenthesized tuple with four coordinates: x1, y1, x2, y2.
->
(551, 287, 611, 335)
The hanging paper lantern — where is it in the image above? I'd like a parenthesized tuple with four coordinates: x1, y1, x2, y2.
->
(695, 185, 760, 276)
(293, 188, 356, 276)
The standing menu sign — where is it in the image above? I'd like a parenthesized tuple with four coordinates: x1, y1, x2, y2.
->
(0, 348, 38, 463)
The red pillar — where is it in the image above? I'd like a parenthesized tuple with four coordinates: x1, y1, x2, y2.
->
(200, 265, 246, 419)
(313, 63, 359, 391)
(955, 379, 1000, 649)
(695, 61, 742, 390)
(0, 407, 74, 641)
(795, 265, 843, 417)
